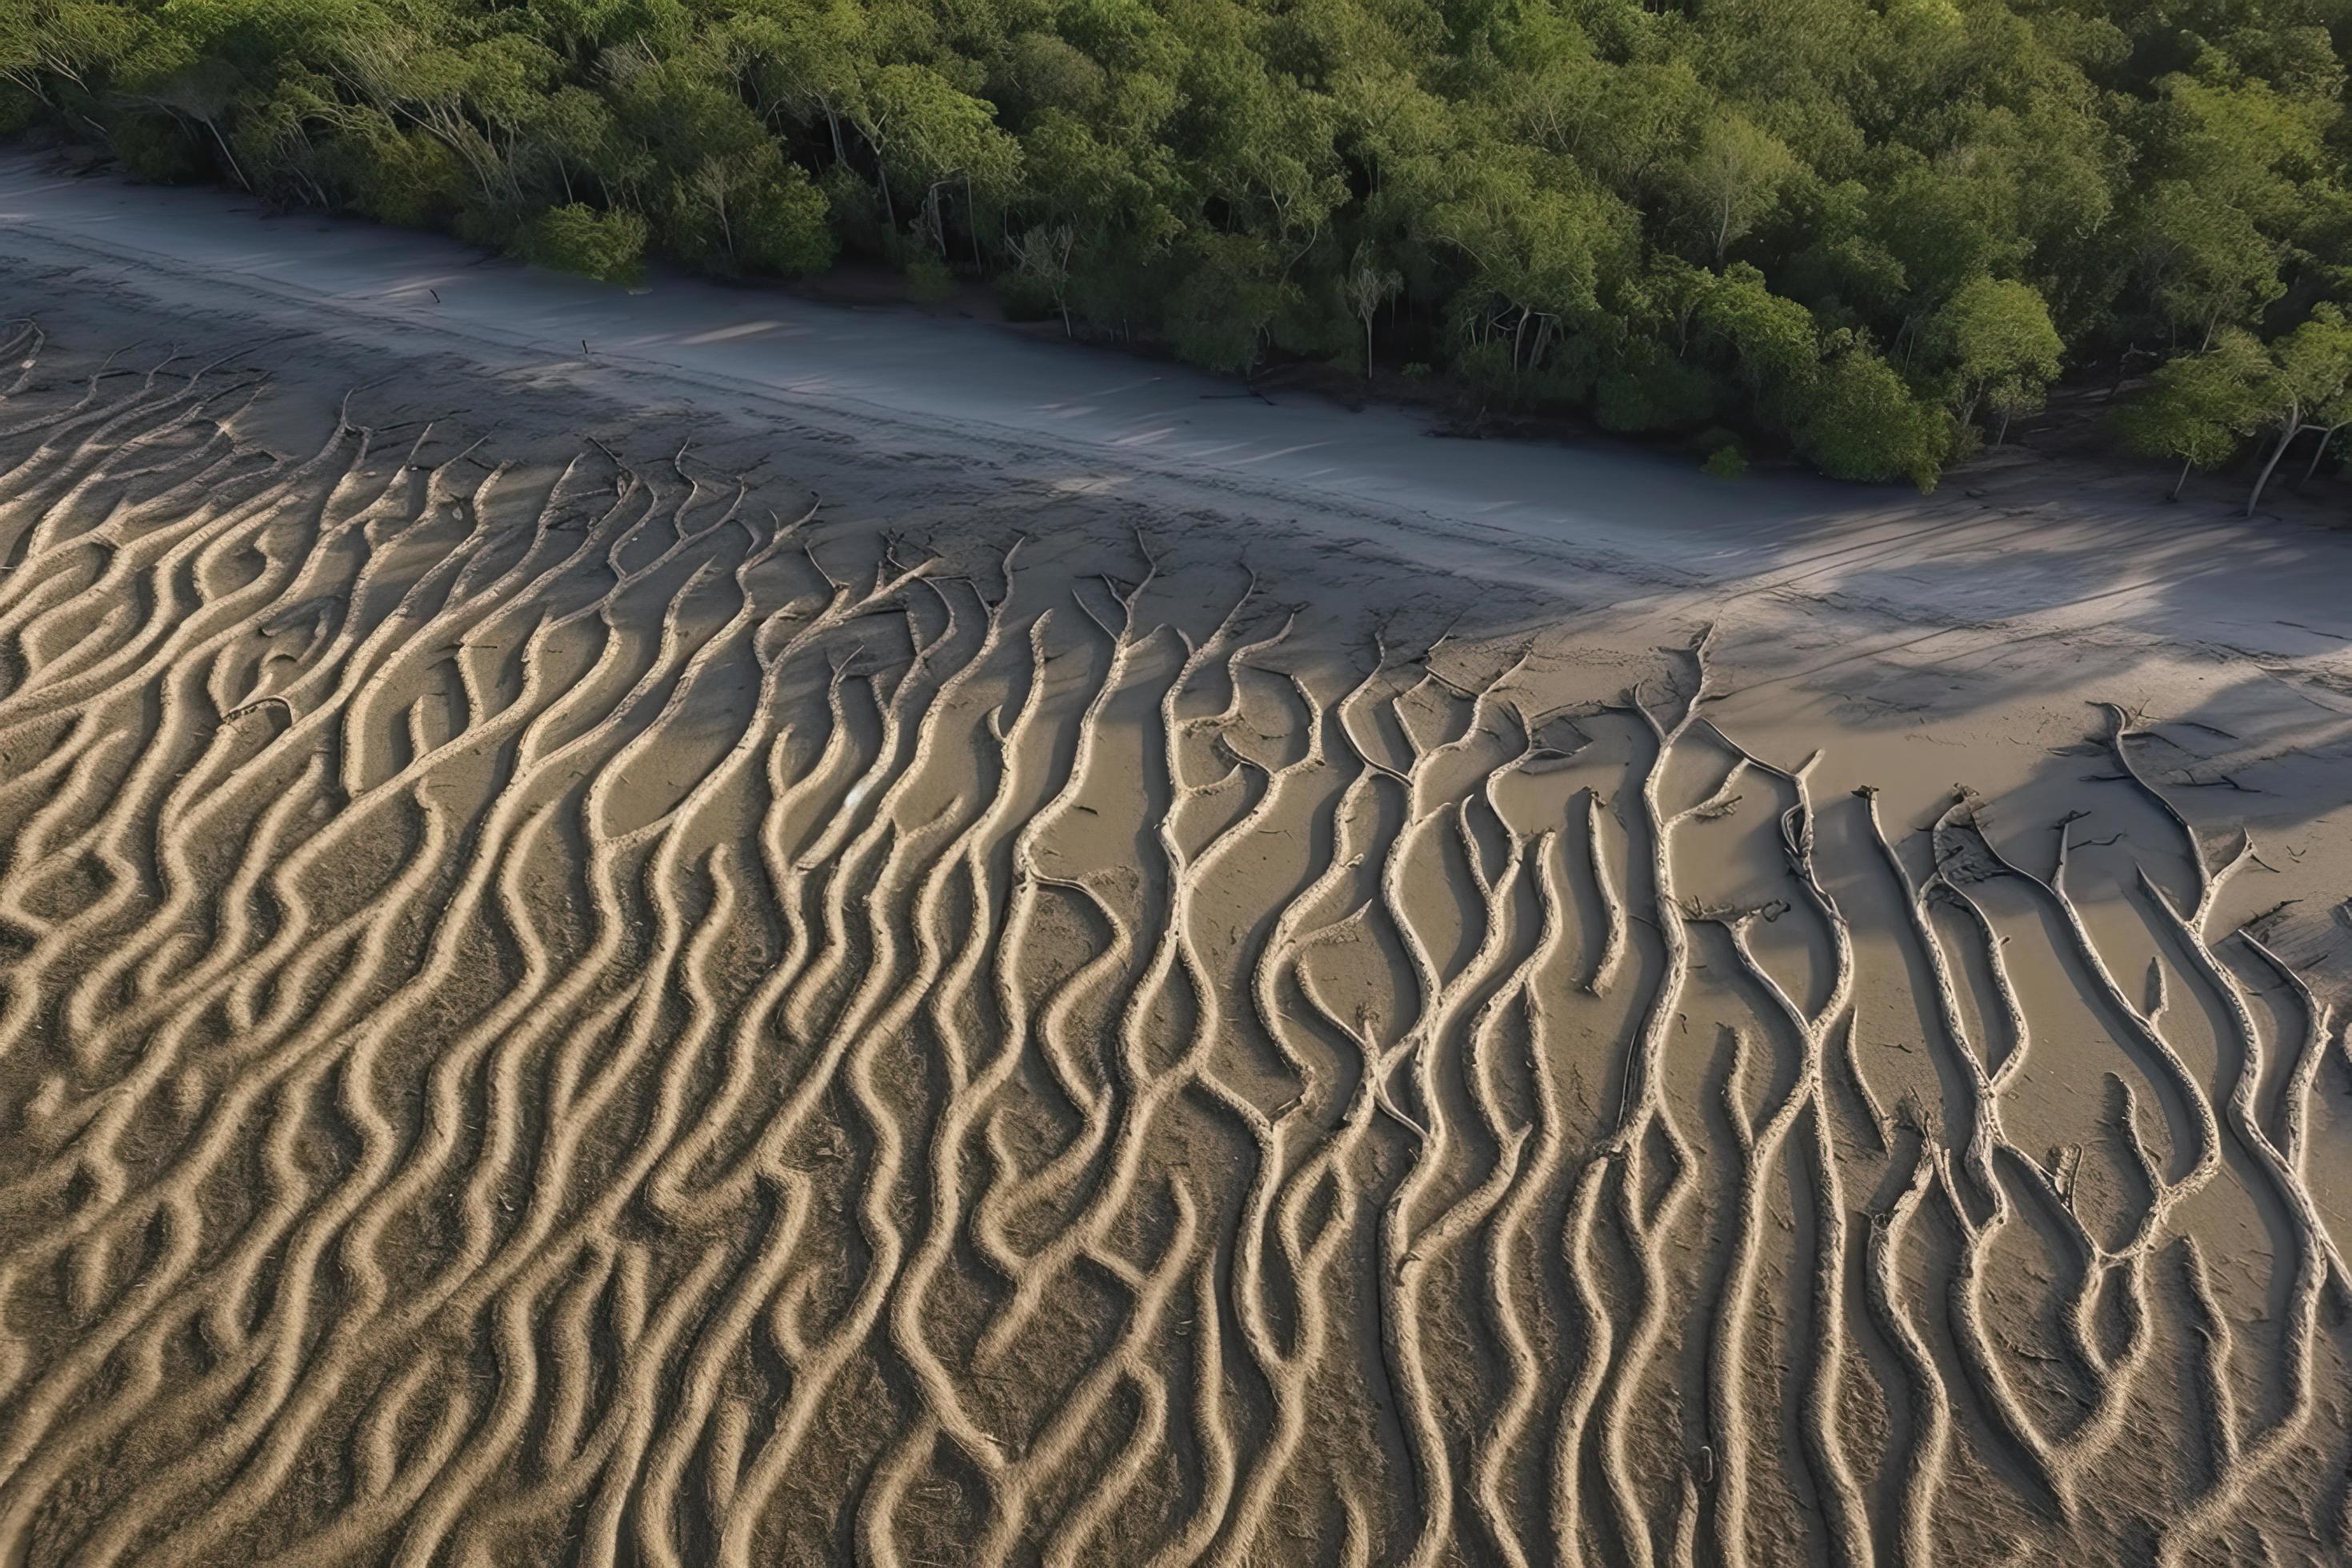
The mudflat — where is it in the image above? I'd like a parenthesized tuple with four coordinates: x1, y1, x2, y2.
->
(2, 164, 2350, 1565)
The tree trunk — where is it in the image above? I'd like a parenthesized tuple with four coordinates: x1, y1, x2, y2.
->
(1362, 314, 1374, 384)
(2298, 422, 2345, 487)
(199, 118, 251, 193)
(922, 183, 944, 255)
(2246, 422, 2300, 518)
(2170, 455, 2193, 502)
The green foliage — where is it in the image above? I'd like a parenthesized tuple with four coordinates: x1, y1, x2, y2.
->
(735, 168, 833, 276)
(7, 0, 2349, 490)
(2114, 330, 2274, 478)
(522, 202, 647, 286)
(350, 128, 466, 231)
(2237, 304, 2352, 510)
(1669, 113, 1798, 265)
(1703, 443, 1749, 480)
(906, 253, 955, 303)
(1595, 349, 1718, 435)
(0, 86, 38, 138)
(1694, 264, 1820, 409)
(1930, 276, 2063, 430)
(107, 113, 199, 181)
(1165, 232, 1291, 377)
(1801, 346, 1950, 491)
(2266, 306, 2352, 428)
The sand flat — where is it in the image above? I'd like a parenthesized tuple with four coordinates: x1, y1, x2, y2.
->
(2, 163, 2350, 1564)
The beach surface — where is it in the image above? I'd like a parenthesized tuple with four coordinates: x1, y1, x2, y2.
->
(3, 156, 2351, 1564)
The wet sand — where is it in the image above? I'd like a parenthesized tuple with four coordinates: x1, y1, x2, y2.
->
(2, 161, 2351, 1565)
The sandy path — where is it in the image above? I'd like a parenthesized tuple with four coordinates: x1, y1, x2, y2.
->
(6, 156, 2352, 671)
(2, 164, 2350, 1565)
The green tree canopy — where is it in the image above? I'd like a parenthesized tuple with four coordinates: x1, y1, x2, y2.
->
(1930, 275, 2064, 438)
(9, 0, 2348, 493)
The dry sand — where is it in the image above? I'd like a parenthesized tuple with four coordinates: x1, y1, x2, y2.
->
(2, 158, 2352, 1566)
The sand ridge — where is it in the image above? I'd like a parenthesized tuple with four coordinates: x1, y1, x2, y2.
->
(0, 252, 2350, 1566)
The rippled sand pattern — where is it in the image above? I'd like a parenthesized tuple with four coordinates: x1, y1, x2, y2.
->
(0, 329, 2346, 1566)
